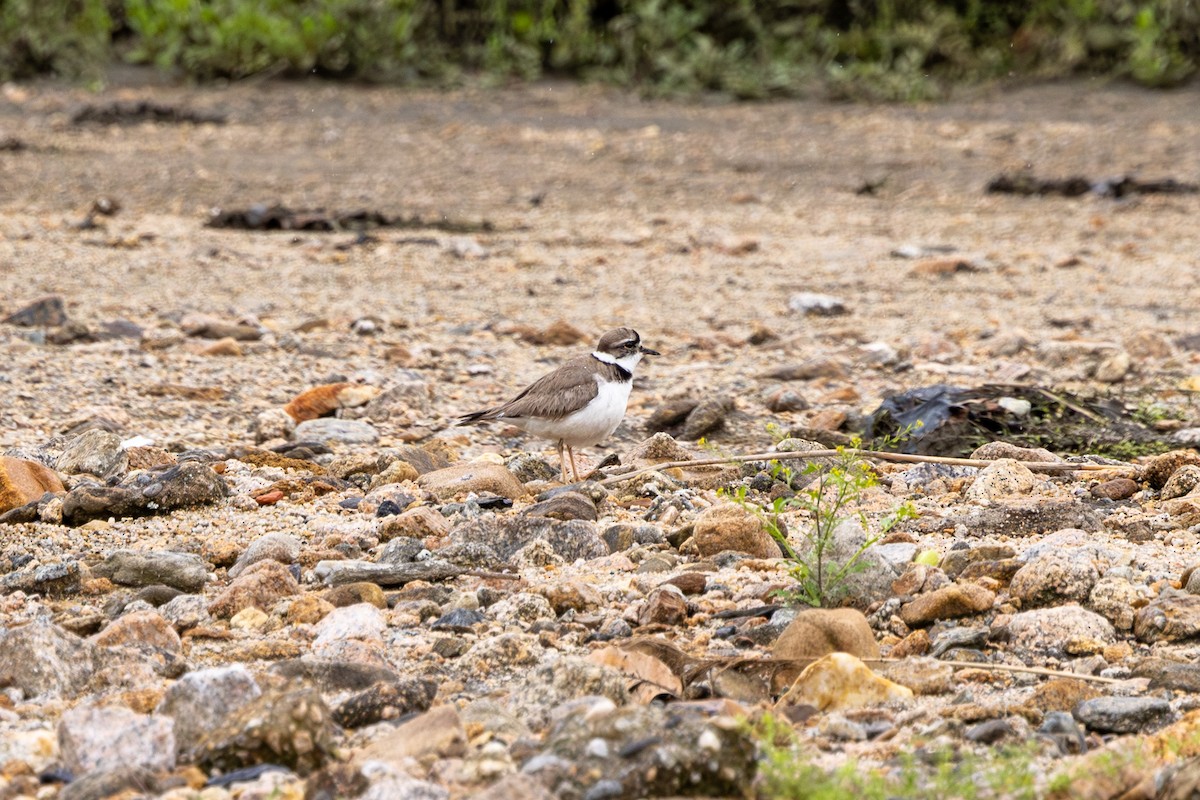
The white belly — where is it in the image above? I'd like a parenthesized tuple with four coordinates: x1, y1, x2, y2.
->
(515, 378, 632, 447)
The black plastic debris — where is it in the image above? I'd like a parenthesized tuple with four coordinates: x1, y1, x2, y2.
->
(864, 383, 1163, 457)
(986, 173, 1199, 198)
(71, 101, 227, 126)
(206, 203, 493, 233)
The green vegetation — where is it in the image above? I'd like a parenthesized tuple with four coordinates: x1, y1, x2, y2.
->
(1, 0, 1198, 97)
(723, 440, 917, 608)
(755, 713, 1045, 799)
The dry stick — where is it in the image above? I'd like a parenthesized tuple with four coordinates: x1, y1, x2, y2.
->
(596, 448, 1136, 487)
(866, 658, 1125, 685)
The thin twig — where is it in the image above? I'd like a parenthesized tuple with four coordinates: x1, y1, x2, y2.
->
(866, 657, 1126, 685)
(596, 448, 1136, 487)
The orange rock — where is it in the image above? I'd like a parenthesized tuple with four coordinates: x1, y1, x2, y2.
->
(254, 490, 284, 506)
(283, 382, 380, 422)
(0, 456, 64, 513)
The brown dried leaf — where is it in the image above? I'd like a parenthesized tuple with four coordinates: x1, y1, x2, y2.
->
(589, 645, 683, 703)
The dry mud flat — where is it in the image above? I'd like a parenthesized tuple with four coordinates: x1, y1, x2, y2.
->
(1, 76, 1200, 798)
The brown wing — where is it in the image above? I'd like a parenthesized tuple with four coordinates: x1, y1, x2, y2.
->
(495, 358, 601, 421)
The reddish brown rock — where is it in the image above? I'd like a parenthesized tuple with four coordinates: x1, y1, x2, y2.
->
(378, 506, 451, 541)
(889, 628, 931, 659)
(638, 586, 688, 626)
(208, 560, 300, 619)
(1091, 478, 1139, 501)
(0, 456, 64, 514)
(284, 383, 380, 423)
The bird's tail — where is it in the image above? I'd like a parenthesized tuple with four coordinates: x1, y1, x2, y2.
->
(455, 408, 503, 426)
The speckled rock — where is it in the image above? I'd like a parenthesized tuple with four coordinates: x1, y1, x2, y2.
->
(534, 702, 756, 800)
(56, 430, 128, 478)
(331, 678, 437, 728)
(1134, 591, 1200, 643)
(1162, 465, 1200, 500)
(379, 505, 450, 541)
(58, 705, 175, 775)
(255, 407, 297, 443)
(692, 503, 781, 559)
(1091, 478, 1139, 500)
(418, 462, 526, 501)
(638, 585, 688, 626)
(1010, 551, 1099, 607)
(993, 604, 1115, 652)
(62, 462, 229, 525)
(208, 560, 300, 618)
(324, 582, 387, 609)
(4, 294, 67, 326)
(965, 458, 1038, 502)
(622, 433, 696, 463)
(969, 442, 1063, 463)
(0, 619, 98, 697)
(184, 681, 338, 775)
(898, 582, 995, 626)
(312, 603, 388, 660)
(356, 705, 466, 767)
(228, 532, 301, 578)
(91, 550, 209, 592)
(0, 455, 64, 514)
(1143, 450, 1200, 490)
(451, 516, 606, 563)
(157, 665, 263, 753)
(1088, 575, 1147, 631)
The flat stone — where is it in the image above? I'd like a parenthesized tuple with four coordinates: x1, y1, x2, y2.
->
(418, 462, 526, 501)
(1134, 591, 1200, 643)
(1074, 696, 1173, 734)
(781, 652, 912, 711)
(56, 430, 128, 478)
(898, 582, 995, 626)
(293, 418, 380, 445)
(156, 665, 263, 753)
(0, 619, 98, 698)
(208, 560, 300, 618)
(1010, 551, 1098, 607)
(4, 294, 67, 327)
(523, 491, 598, 522)
(451, 516, 606, 563)
(228, 532, 301, 578)
(993, 604, 1115, 652)
(965, 458, 1038, 502)
(91, 550, 209, 592)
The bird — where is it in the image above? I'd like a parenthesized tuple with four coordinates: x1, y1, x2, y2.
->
(456, 327, 659, 483)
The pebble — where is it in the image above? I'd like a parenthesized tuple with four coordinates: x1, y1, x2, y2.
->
(0, 455, 65, 514)
(788, 292, 848, 316)
(228, 532, 301, 578)
(993, 604, 1115, 652)
(208, 560, 300, 618)
(56, 430, 128, 478)
(0, 619, 98, 697)
(1009, 551, 1099, 607)
(451, 516, 606, 563)
(898, 582, 995, 626)
(157, 666, 263, 751)
(1133, 590, 1200, 643)
(781, 652, 913, 711)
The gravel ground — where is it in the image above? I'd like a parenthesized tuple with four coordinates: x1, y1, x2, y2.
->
(1, 72, 1200, 799)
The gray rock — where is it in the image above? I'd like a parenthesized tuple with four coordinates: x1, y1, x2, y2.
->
(0, 619, 98, 697)
(293, 418, 380, 445)
(156, 666, 262, 753)
(1162, 465, 1200, 500)
(57, 430, 128, 478)
(254, 407, 296, 443)
(915, 499, 1102, 538)
(523, 492, 598, 522)
(1074, 696, 1173, 734)
(993, 605, 1115, 653)
(1088, 576, 1146, 631)
(228, 532, 301, 578)
(0, 559, 82, 595)
(58, 705, 175, 775)
(62, 462, 228, 525)
(795, 519, 897, 607)
(365, 374, 434, 418)
(505, 453, 558, 483)
(893, 462, 978, 491)
(158, 593, 212, 630)
(4, 294, 67, 327)
(361, 769, 450, 800)
(91, 550, 209, 592)
(1133, 658, 1200, 693)
(452, 516, 607, 563)
(534, 702, 757, 799)
(965, 458, 1038, 502)
(680, 396, 733, 440)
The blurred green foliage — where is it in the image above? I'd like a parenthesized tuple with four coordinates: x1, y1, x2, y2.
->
(1, 0, 1196, 98)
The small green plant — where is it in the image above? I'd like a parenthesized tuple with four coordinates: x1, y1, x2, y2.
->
(722, 437, 916, 608)
(754, 712, 1043, 799)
